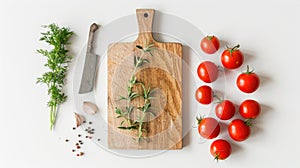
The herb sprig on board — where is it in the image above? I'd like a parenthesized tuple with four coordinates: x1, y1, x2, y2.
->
(115, 43, 155, 142)
(36, 24, 73, 130)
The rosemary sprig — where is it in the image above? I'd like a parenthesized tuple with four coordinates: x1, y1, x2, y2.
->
(115, 43, 155, 141)
(36, 24, 73, 130)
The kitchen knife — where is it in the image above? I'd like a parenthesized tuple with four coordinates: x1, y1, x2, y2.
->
(79, 23, 100, 94)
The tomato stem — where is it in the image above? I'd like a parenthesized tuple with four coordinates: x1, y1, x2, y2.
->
(214, 152, 220, 162)
(213, 93, 223, 103)
(196, 116, 204, 125)
(217, 65, 223, 72)
(245, 119, 253, 126)
(244, 65, 254, 74)
(228, 44, 240, 56)
(232, 44, 240, 51)
(206, 35, 214, 40)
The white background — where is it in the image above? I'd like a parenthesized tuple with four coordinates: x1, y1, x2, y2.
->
(1, 0, 300, 167)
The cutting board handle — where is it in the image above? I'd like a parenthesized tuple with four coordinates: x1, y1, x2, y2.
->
(136, 9, 155, 41)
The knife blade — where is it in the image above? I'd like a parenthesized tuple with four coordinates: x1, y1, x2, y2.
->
(79, 23, 100, 94)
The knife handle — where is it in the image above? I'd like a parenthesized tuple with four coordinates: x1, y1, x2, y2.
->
(87, 23, 99, 53)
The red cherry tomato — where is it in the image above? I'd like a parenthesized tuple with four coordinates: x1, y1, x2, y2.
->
(210, 139, 232, 161)
(215, 100, 235, 120)
(228, 119, 251, 142)
(197, 61, 219, 83)
(221, 44, 244, 69)
(239, 99, 261, 119)
(200, 35, 220, 54)
(237, 65, 260, 93)
(195, 85, 213, 104)
(197, 117, 220, 139)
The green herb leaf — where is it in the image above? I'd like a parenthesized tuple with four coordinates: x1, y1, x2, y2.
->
(129, 92, 140, 100)
(146, 111, 156, 117)
(144, 102, 151, 110)
(129, 76, 137, 85)
(142, 59, 150, 64)
(118, 96, 128, 101)
(120, 120, 125, 125)
(126, 106, 134, 114)
(118, 126, 138, 130)
(136, 45, 143, 50)
(115, 108, 122, 115)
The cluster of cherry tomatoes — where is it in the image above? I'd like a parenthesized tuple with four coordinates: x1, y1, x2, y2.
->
(196, 35, 261, 161)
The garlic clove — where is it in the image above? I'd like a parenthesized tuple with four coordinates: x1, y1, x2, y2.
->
(83, 101, 98, 115)
(74, 112, 84, 127)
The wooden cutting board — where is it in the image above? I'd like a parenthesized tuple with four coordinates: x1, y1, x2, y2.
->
(107, 9, 182, 149)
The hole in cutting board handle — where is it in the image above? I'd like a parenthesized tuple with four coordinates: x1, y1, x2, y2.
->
(144, 13, 148, 18)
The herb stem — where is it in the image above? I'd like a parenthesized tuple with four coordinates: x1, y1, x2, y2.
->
(130, 52, 145, 80)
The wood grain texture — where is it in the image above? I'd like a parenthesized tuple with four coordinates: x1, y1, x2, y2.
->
(108, 9, 182, 149)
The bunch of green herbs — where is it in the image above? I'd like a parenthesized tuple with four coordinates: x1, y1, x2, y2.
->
(36, 24, 73, 130)
(115, 43, 155, 141)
